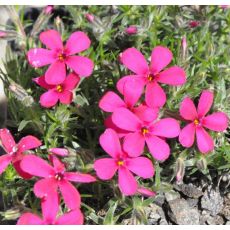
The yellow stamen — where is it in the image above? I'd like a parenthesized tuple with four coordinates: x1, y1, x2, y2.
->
(147, 74, 154, 82)
(58, 53, 66, 61)
(117, 161, 124, 166)
(56, 85, 63, 93)
(194, 119, 199, 125)
(142, 127, 149, 135)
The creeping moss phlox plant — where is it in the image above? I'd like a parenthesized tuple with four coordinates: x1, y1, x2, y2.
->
(0, 5, 229, 225)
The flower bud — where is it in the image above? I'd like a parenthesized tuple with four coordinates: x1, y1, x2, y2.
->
(196, 157, 207, 171)
(125, 25, 138, 35)
(137, 187, 156, 197)
(44, 5, 54, 15)
(181, 36, 187, 58)
(189, 20, 200, 28)
(85, 13, 94, 23)
(0, 31, 7, 38)
(175, 158, 185, 183)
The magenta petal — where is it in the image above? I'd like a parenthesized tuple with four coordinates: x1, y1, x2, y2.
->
(112, 108, 142, 132)
(118, 167, 137, 195)
(94, 158, 118, 180)
(145, 82, 166, 108)
(157, 66, 186, 85)
(45, 61, 66, 85)
(126, 157, 154, 178)
(121, 48, 148, 74)
(49, 148, 69, 156)
(180, 97, 198, 121)
(197, 90, 213, 118)
(17, 213, 43, 225)
(145, 135, 170, 161)
(34, 178, 57, 198)
(0, 155, 12, 175)
(196, 127, 214, 153)
(133, 104, 158, 123)
(66, 56, 94, 77)
(99, 129, 122, 158)
(116, 75, 146, 95)
(33, 76, 53, 89)
(59, 91, 73, 104)
(179, 123, 196, 147)
(152, 118, 180, 138)
(123, 132, 145, 157)
(137, 187, 156, 197)
(202, 112, 228, 131)
(13, 160, 33, 179)
(27, 48, 55, 67)
(40, 90, 59, 108)
(65, 31, 91, 55)
(63, 72, 80, 90)
(55, 209, 84, 225)
(150, 46, 172, 74)
(59, 180, 81, 209)
(99, 91, 126, 112)
(0, 128, 16, 153)
(20, 155, 54, 177)
(39, 29, 63, 50)
(18, 136, 41, 153)
(64, 172, 96, 183)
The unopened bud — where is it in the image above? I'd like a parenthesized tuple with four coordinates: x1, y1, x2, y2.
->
(175, 158, 185, 183)
(55, 16, 64, 35)
(125, 25, 138, 35)
(85, 13, 94, 23)
(196, 157, 207, 171)
(0, 31, 7, 37)
(181, 36, 187, 58)
(189, 20, 200, 28)
(220, 5, 229, 9)
(137, 187, 156, 197)
(3, 207, 22, 220)
(44, 5, 54, 15)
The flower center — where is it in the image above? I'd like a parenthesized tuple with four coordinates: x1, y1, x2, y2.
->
(58, 53, 66, 61)
(141, 127, 149, 135)
(56, 85, 63, 93)
(194, 119, 199, 125)
(54, 172, 64, 181)
(117, 160, 124, 166)
(147, 74, 154, 82)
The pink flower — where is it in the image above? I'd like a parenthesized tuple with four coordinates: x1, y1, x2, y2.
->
(85, 13, 94, 23)
(189, 21, 200, 28)
(27, 30, 94, 85)
(49, 148, 69, 157)
(112, 108, 180, 160)
(17, 189, 83, 225)
(179, 90, 228, 153)
(94, 129, 154, 195)
(117, 46, 186, 108)
(0, 129, 41, 179)
(33, 72, 80, 108)
(125, 25, 138, 35)
(20, 155, 96, 209)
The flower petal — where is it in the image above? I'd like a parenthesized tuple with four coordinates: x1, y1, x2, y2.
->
(18, 136, 42, 153)
(0, 154, 12, 175)
(59, 91, 73, 104)
(63, 72, 80, 90)
(145, 82, 166, 108)
(65, 31, 91, 55)
(33, 76, 53, 89)
(59, 180, 81, 209)
(40, 90, 59, 108)
(137, 187, 156, 197)
(152, 118, 180, 138)
(202, 112, 228, 131)
(49, 148, 69, 157)
(157, 66, 186, 85)
(27, 48, 55, 67)
(179, 123, 196, 147)
(112, 108, 142, 132)
(126, 157, 154, 178)
(45, 61, 66, 85)
(118, 167, 137, 195)
(55, 209, 84, 225)
(120, 48, 148, 74)
(99, 91, 126, 112)
(99, 129, 122, 158)
(17, 213, 43, 225)
(20, 155, 54, 178)
(123, 132, 145, 157)
(94, 158, 118, 180)
(64, 172, 96, 183)
(150, 46, 172, 74)
(13, 160, 33, 179)
(34, 178, 57, 198)
(145, 135, 170, 161)
(0, 128, 16, 153)
(39, 29, 63, 50)
(180, 97, 197, 121)
(66, 56, 94, 77)
(196, 127, 214, 153)
(197, 90, 213, 118)
(133, 104, 158, 123)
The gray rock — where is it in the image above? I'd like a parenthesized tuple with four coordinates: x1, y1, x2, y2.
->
(175, 183, 203, 198)
(201, 187, 224, 216)
(165, 190, 180, 202)
(187, 198, 199, 208)
(168, 198, 200, 225)
(221, 196, 230, 220)
(145, 203, 167, 225)
(200, 211, 224, 225)
(226, 221, 230, 225)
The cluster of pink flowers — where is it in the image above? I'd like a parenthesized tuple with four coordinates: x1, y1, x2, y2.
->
(94, 46, 228, 195)
(27, 29, 94, 108)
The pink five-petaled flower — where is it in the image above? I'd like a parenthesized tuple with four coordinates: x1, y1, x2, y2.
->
(125, 25, 138, 35)
(27, 29, 94, 85)
(112, 108, 180, 161)
(17, 185, 83, 225)
(0, 129, 41, 179)
(33, 72, 80, 108)
(20, 155, 96, 210)
(179, 90, 228, 153)
(94, 129, 154, 196)
(117, 46, 186, 108)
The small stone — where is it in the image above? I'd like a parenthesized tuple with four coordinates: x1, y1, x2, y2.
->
(187, 198, 198, 208)
(226, 221, 230, 225)
(168, 198, 200, 225)
(165, 190, 180, 202)
(201, 187, 224, 216)
(221, 196, 230, 220)
(145, 203, 167, 225)
(175, 183, 203, 198)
